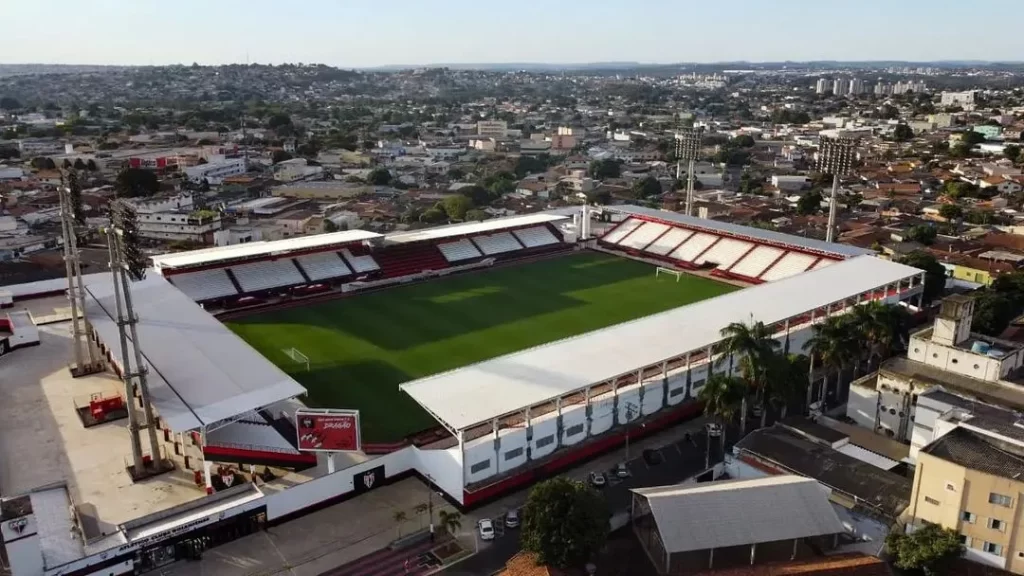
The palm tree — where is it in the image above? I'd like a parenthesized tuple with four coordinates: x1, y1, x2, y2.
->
(439, 509, 462, 536)
(803, 316, 858, 410)
(698, 373, 745, 464)
(413, 503, 429, 527)
(851, 301, 909, 369)
(393, 510, 408, 538)
(715, 319, 780, 432)
(766, 353, 810, 420)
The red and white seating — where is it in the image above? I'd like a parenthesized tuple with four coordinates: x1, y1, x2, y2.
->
(760, 252, 818, 282)
(473, 232, 523, 255)
(295, 252, 352, 281)
(729, 246, 784, 278)
(438, 239, 483, 262)
(695, 237, 753, 269)
(619, 222, 670, 250)
(513, 226, 559, 248)
(601, 218, 644, 244)
(811, 258, 835, 271)
(168, 268, 239, 301)
(670, 233, 718, 263)
(231, 259, 305, 292)
(341, 248, 380, 273)
(644, 228, 692, 256)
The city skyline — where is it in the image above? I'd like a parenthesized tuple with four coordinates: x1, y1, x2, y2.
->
(2, 0, 1022, 68)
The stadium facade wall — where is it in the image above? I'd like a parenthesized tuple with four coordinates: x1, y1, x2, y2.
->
(413, 445, 464, 501)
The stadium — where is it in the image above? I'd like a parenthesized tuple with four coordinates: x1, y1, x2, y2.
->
(0, 205, 926, 576)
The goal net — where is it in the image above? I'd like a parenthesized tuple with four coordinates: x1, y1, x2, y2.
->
(282, 347, 310, 371)
(655, 267, 683, 282)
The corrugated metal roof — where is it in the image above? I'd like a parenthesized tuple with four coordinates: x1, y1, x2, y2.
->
(83, 273, 306, 432)
(384, 213, 568, 244)
(400, 255, 922, 430)
(837, 444, 900, 471)
(609, 205, 873, 258)
(150, 229, 382, 270)
(631, 476, 845, 553)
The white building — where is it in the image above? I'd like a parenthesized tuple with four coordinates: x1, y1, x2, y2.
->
(832, 78, 849, 97)
(941, 91, 977, 108)
(476, 120, 508, 139)
(771, 175, 809, 192)
(184, 157, 247, 185)
(16, 139, 64, 157)
(137, 210, 222, 243)
(815, 78, 829, 95)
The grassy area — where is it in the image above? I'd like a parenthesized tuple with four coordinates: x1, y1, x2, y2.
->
(227, 252, 736, 443)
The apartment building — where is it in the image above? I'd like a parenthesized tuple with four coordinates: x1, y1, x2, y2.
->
(908, 416, 1024, 572)
(942, 91, 978, 107)
(183, 157, 247, 185)
(136, 210, 222, 243)
(476, 120, 508, 138)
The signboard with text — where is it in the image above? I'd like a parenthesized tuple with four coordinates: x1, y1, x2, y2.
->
(295, 409, 361, 453)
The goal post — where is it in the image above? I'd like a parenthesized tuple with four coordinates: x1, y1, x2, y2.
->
(656, 267, 683, 283)
(282, 347, 310, 371)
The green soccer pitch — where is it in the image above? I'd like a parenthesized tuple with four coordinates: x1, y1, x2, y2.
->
(227, 252, 737, 443)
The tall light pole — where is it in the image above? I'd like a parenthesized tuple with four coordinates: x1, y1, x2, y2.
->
(816, 136, 857, 243)
(675, 127, 704, 217)
(58, 175, 103, 377)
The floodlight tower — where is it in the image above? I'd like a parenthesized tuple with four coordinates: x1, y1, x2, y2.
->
(58, 177, 104, 376)
(675, 126, 704, 217)
(816, 136, 857, 243)
(106, 200, 164, 479)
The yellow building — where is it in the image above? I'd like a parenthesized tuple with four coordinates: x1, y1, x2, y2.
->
(908, 424, 1024, 572)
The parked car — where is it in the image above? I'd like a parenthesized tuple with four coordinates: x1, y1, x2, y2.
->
(505, 508, 520, 528)
(478, 519, 495, 540)
(614, 463, 631, 478)
(706, 422, 723, 438)
(589, 471, 607, 487)
(642, 448, 664, 466)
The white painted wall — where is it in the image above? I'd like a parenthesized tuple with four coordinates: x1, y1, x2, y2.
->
(497, 428, 528, 474)
(589, 393, 615, 435)
(529, 412, 559, 460)
(846, 385, 879, 432)
(464, 434, 497, 485)
(615, 384, 641, 423)
(689, 364, 710, 397)
(641, 379, 664, 415)
(666, 369, 687, 405)
(560, 404, 588, 446)
(413, 445, 463, 505)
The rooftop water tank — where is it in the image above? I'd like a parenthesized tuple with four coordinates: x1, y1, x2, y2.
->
(971, 341, 991, 355)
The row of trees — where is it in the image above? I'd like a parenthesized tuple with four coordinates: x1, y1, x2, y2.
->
(698, 300, 910, 446)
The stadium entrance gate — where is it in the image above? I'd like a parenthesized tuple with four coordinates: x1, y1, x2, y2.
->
(132, 506, 267, 572)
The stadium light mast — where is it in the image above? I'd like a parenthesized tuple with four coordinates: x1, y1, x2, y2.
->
(816, 136, 857, 243)
(106, 200, 165, 479)
(58, 174, 104, 377)
(675, 126, 704, 217)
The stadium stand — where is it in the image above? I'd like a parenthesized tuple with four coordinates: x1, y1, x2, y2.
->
(230, 259, 306, 292)
(166, 268, 239, 301)
(341, 247, 381, 273)
(295, 252, 352, 281)
(373, 243, 450, 278)
(438, 238, 483, 262)
(729, 245, 785, 278)
(695, 237, 753, 269)
(619, 222, 670, 250)
(472, 231, 524, 255)
(670, 232, 718, 263)
(812, 258, 836, 270)
(760, 252, 819, 282)
(644, 228, 693, 256)
(512, 226, 560, 248)
(601, 218, 644, 244)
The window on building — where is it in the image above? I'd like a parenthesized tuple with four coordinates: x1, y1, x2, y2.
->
(535, 435, 555, 448)
(669, 387, 685, 398)
(469, 460, 491, 474)
(959, 534, 973, 547)
(690, 378, 706, 392)
(983, 542, 1003, 556)
(989, 518, 1005, 531)
(925, 496, 941, 505)
(565, 424, 585, 437)
(962, 511, 976, 523)
(989, 493, 1013, 507)
(504, 447, 524, 461)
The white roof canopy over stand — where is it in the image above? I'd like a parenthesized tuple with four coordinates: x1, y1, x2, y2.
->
(83, 273, 306, 433)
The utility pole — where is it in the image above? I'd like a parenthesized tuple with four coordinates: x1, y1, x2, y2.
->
(816, 137, 857, 243)
(58, 177, 103, 376)
(623, 402, 638, 462)
(675, 126, 704, 217)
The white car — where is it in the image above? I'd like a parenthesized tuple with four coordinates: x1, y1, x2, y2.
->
(589, 471, 607, 487)
(478, 519, 495, 540)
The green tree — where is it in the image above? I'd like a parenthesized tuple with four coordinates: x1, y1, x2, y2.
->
(632, 176, 662, 199)
(733, 134, 756, 148)
(904, 224, 937, 245)
(271, 150, 293, 164)
(715, 320, 780, 431)
(419, 207, 446, 224)
(0, 97, 21, 110)
(465, 209, 489, 222)
(521, 478, 610, 570)
(803, 316, 857, 410)
(586, 188, 612, 205)
(589, 159, 621, 179)
(85, 158, 97, 171)
(438, 510, 462, 535)
(392, 510, 407, 538)
(266, 113, 292, 130)
(849, 301, 909, 368)
(972, 290, 1018, 336)
(766, 354, 810, 420)
(885, 523, 963, 575)
(447, 167, 465, 181)
(961, 130, 986, 147)
(65, 171, 85, 225)
(1005, 144, 1021, 163)
(441, 195, 474, 220)
(899, 251, 947, 305)
(796, 191, 822, 215)
(367, 168, 392, 186)
(0, 147, 18, 160)
(698, 373, 745, 454)
(937, 204, 963, 221)
(893, 124, 914, 142)
(323, 219, 339, 233)
(115, 168, 159, 198)
(73, 158, 87, 171)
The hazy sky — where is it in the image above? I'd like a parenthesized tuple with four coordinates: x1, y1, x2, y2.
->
(3, 0, 1022, 67)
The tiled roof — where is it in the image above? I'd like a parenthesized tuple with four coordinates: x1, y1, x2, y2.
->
(921, 426, 1024, 481)
(499, 552, 562, 576)
(692, 553, 892, 576)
